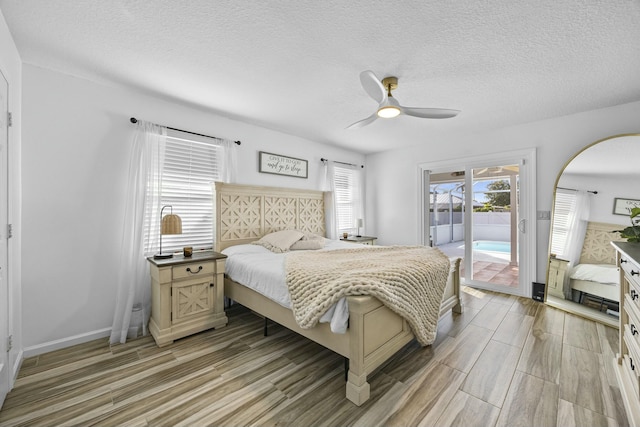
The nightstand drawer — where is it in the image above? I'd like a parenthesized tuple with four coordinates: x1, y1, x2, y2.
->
(173, 261, 215, 280)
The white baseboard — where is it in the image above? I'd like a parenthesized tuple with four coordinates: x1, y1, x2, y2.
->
(23, 328, 111, 358)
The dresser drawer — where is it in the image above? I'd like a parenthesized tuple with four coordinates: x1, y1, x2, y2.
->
(621, 256, 640, 289)
(173, 261, 215, 280)
(623, 354, 640, 400)
(624, 326, 640, 398)
(625, 275, 640, 315)
(626, 304, 640, 348)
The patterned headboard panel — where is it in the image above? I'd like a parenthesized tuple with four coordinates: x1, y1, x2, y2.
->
(579, 221, 623, 265)
(214, 182, 326, 251)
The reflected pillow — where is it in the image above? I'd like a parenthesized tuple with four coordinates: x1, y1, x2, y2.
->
(252, 229, 304, 253)
(569, 263, 619, 284)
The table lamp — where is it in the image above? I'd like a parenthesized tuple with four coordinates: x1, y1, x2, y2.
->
(356, 218, 363, 237)
(154, 205, 182, 259)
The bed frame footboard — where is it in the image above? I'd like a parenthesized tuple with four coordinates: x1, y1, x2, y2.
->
(224, 257, 462, 406)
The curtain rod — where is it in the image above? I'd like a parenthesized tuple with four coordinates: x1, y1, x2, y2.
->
(321, 158, 364, 168)
(557, 186, 598, 194)
(129, 117, 241, 145)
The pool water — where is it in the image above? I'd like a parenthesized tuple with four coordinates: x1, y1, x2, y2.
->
(473, 240, 511, 253)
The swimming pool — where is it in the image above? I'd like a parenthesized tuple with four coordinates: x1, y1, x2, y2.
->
(473, 240, 511, 253)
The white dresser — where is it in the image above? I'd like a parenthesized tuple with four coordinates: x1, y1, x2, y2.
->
(613, 241, 640, 425)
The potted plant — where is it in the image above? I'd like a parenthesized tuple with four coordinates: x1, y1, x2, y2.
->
(617, 207, 640, 243)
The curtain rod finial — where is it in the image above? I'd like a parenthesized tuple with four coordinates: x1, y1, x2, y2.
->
(130, 117, 138, 123)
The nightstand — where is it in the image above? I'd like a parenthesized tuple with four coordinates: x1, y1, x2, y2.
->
(547, 256, 569, 299)
(341, 235, 377, 245)
(147, 250, 228, 346)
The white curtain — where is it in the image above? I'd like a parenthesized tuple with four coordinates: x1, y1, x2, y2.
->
(322, 160, 337, 239)
(562, 190, 591, 299)
(219, 139, 238, 183)
(110, 121, 167, 344)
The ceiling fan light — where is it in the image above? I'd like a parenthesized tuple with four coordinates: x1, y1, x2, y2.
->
(377, 105, 401, 118)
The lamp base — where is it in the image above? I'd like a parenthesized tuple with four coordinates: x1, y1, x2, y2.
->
(153, 253, 173, 259)
(356, 235, 362, 237)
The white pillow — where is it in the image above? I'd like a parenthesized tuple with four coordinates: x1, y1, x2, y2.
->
(251, 229, 304, 253)
(569, 263, 619, 284)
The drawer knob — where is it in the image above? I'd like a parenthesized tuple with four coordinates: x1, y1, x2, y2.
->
(632, 270, 640, 277)
(621, 259, 628, 264)
(632, 290, 639, 301)
(632, 357, 636, 371)
(186, 266, 203, 274)
(633, 324, 639, 336)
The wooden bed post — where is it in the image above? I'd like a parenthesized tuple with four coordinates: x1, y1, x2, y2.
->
(345, 300, 370, 406)
(451, 257, 463, 314)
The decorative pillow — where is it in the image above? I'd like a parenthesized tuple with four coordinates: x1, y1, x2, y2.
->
(569, 263, 619, 284)
(300, 232, 325, 241)
(290, 238, 325, 250)
(251, 229, 304, 253)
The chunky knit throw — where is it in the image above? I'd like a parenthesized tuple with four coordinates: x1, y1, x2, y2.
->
(285, 245, 451, 346)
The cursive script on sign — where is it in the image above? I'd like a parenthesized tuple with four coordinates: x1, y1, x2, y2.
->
(259, 151, 308, 178)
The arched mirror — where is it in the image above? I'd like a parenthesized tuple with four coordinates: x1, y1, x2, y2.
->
(545, 134, 640, 327)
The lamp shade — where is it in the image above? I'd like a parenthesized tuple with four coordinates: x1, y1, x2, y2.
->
(356, 218, 364, 228)
(154, 205, 182, 259)
(161, 214, 182, 235)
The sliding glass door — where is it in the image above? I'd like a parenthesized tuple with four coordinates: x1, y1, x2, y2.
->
(420, 150, 536, 296)
(469, 164, 520, 289)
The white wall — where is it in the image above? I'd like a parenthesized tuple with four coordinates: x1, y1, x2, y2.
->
(559, 172, 639, 226)
(21, 64, 363, 352)
(0, 9, 23, 384)
(366, 101, 640, 283)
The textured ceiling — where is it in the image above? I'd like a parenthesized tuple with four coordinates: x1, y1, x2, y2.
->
(2, 0, 640, 153)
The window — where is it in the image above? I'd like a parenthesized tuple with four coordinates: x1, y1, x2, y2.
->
(333, 165, 363, 233)
(147, 131, 226, 253)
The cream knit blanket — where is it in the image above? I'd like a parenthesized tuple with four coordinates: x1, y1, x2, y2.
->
(285, 245, 451, 346)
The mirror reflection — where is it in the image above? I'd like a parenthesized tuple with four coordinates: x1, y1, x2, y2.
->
(546, 134, 640, 327)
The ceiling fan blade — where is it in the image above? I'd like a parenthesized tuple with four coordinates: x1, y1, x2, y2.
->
(346, 113, 378, 130)
(359, 70, 386, 104)
(401, 107, 460, 119)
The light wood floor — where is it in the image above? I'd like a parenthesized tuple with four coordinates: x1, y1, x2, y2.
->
(0, 287, 629, 427)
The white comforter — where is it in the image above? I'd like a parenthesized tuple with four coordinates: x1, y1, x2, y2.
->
(222, 239, 360, 333)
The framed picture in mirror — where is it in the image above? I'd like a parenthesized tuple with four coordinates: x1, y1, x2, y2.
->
(613, 197, 640, 215)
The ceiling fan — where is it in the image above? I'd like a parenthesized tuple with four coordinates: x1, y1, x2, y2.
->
(346, 70, 460, 130)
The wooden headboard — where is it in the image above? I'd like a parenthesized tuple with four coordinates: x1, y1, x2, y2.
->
(579, 221, 623, 265)
(214, 182, 326, 251)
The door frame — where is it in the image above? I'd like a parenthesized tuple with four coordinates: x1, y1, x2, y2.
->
(0, 67, 9, 407)
(418, 148, 537, 297)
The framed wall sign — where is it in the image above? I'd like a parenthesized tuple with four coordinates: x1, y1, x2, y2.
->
(613, 197, 640, 215)
(259, 151, 308, 178)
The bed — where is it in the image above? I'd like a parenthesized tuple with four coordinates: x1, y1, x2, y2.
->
(214, 182, 462, 406)
(568, 222, 622, 310)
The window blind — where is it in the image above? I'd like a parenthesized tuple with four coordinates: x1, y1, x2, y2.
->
(151, 134, 224, 253)
(550, 190, 576, 257)
(333, 166, 359, 232)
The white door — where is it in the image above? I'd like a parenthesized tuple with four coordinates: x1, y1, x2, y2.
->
(0, 68, 9, 407)
(420, 149, 536, 297)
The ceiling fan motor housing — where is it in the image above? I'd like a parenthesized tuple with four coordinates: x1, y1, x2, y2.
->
(381, 76, 398, 92)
